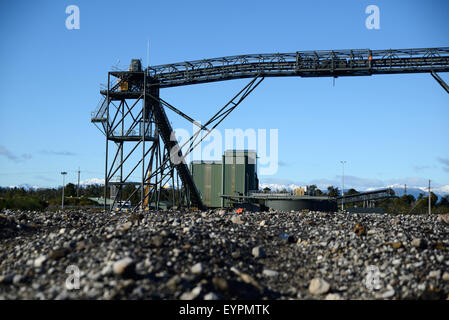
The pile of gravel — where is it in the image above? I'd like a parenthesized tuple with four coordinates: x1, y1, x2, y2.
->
(0, 208, 448, 300)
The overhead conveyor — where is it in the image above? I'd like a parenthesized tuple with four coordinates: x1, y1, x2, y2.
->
(92, 47, 449, 212)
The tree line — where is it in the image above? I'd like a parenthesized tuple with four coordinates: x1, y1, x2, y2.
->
(0, 184, 105, 210)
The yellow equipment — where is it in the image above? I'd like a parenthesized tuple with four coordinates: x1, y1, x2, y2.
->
(294, 187, 305, 196)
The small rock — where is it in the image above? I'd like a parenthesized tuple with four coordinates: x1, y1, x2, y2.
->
(437, 214, 449, 224)
(100, 263, 113, 276)
(442, 272, 449, 281)
(34, 255, 47, 268)
(212, 277, 229, 292)
(428, 270, 441, 279)
(76, 241, 86, 251)
(262, 269, 279, 277)
(411, 238, 426, 249)
(167, 275, 181, 291)
(191, 262, 203, 275)
(183, 227, 191, 233)
(204, 292, 219, 300)
(239, 273, 263, 291)
(231, 216, 243, 225)
(180, 286, 202, 300)
(120, 222, 132, 232)
(12, 274, 23, 285)
(279, 233, 296, 243)
(381, 287, 395, 299)
(353, 223, 366, 236)
(151, 235, 164, 247)
(49, 248, 70, 260)
(325, 293, 341, 300)
(392, 242, 402, 249)
(252, 246, 266, 259)
(308, 278, 330, 295)
(0, 274, 14, 284)
(112, 258, 136, 278)
(231, 250, 241, 259)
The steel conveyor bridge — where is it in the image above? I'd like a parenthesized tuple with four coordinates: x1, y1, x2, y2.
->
(143, 47, 449, 88)
(336, 188, 396, 205)
(93, 47, 449, 211)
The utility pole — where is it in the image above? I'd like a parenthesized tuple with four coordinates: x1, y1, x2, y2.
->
(428, 179, 431, 215)
(340, 161, 346, 211)
(404, 184, 407, 196)
(61, 172, 67, 210)
(77, 167, 80, 198)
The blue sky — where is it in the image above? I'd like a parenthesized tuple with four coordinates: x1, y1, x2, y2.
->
(0, 0, 448, 192)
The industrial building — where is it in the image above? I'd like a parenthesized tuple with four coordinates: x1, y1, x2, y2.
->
(190, 150, 336, 211)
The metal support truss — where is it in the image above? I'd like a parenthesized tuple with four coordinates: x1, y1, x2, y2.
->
(97, 71, 185, 212)
(92, 70, 264, 212)
(431, 71, 449, 94)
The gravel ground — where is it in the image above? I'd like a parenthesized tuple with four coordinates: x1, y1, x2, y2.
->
(0, 209, 448, 300)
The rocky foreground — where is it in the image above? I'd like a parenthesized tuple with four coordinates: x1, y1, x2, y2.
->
(0, 209, 448, 300)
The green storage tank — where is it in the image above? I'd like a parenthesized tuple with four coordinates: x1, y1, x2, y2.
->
(190, 150, 259, 208)
(222, 150, 258, 207)
(190, 161, 223, 208)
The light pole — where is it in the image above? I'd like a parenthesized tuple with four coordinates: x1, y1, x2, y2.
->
(61, 172, 67, 210)
(340, 161, 346, 211)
